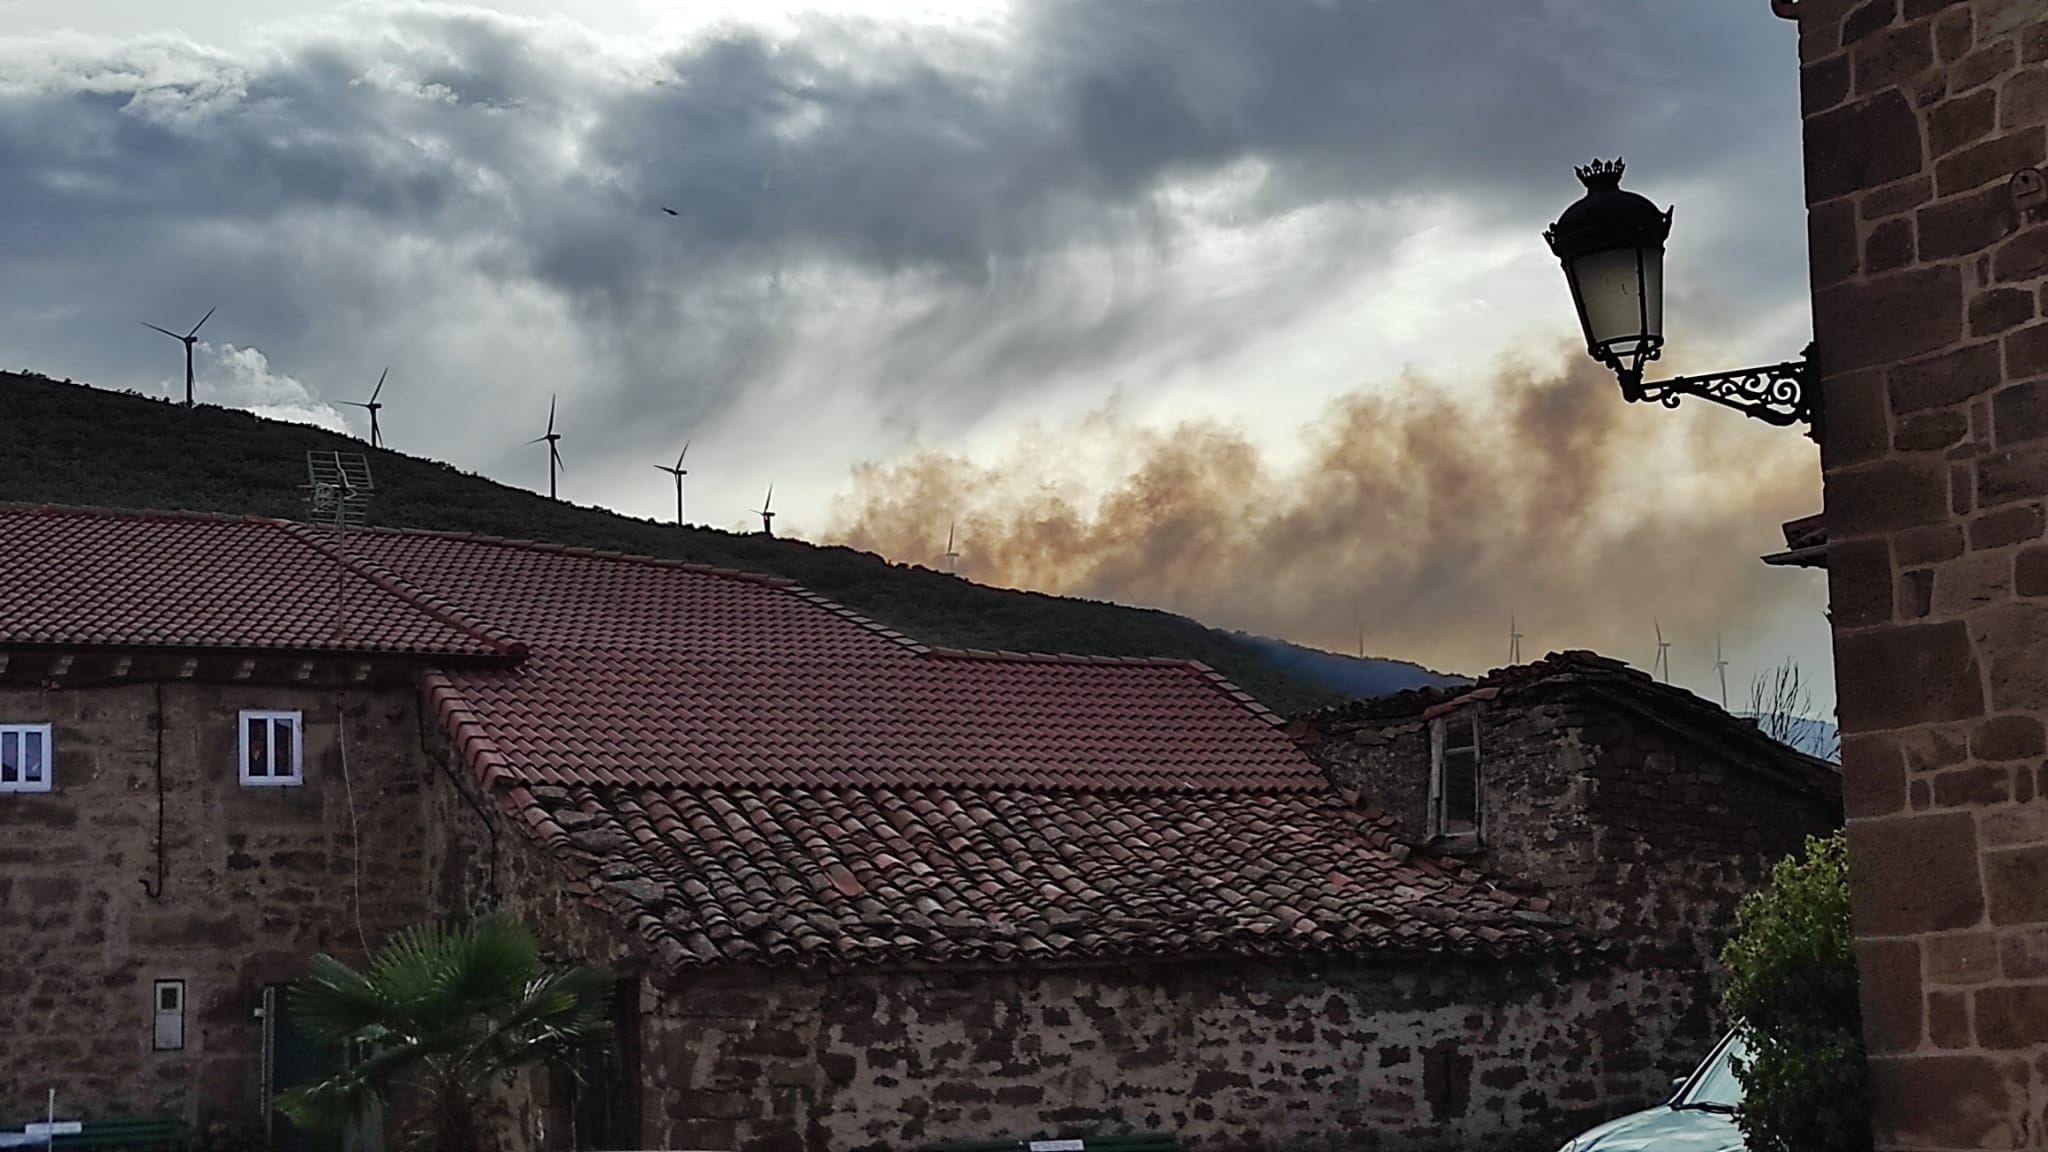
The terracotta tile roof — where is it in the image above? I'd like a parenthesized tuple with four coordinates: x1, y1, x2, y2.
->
(365, 530, 1312, 792)
(1, 507, 1583, 967)
(497, 782, 1582, 968)
(0, 505, 523, 658)
(1296, 650, 1841, 800)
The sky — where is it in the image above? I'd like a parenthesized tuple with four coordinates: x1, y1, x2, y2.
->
(0, 0, 1835, 716)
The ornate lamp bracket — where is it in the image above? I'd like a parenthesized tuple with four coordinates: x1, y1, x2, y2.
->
(1605, 343, 1819, 442)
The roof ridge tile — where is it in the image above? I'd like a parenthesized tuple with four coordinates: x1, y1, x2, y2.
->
(277, 521, 529, 659)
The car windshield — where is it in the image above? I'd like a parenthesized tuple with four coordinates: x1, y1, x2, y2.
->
(1677, 1032, 1749, 1110)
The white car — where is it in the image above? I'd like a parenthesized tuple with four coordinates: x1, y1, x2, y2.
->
(1557, 1029, 1747, 1152)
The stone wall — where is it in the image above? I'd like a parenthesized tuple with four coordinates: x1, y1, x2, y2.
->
(1310, 689, 1838, 963)
(0, 681, 432, 1128)
(1306, 685, 1836, 1123)
(638, 955, 1707, 1152)
(416, 717, 655, 1152)
(1799, 0, 2048, 1145)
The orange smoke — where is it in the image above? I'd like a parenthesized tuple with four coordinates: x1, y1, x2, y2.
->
(827, 350, 1821, 678)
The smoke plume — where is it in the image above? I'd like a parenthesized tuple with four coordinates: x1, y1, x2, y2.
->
(827, 350, 1821, 679)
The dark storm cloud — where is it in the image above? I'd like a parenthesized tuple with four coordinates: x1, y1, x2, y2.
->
(0, 0, 1804, 467)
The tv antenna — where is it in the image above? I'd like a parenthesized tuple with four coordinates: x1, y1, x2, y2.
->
(527, 395, 565, 500)
(756, 484, 776, 536)
(942, 520, 960, 575)
(1713, 635, 1730, 708)
(1653, 619, 1672, 683)
(304, 451, 374, 532)
(653, 442, 689, 525)
(142, 306, 215, 407)
(303, 451, 375, 642)
(1509, 613, 1524, 665)
(339, 368, 388, 448)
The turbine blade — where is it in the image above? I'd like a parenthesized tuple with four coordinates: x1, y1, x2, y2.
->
(552, 445, 565, 470)
(187, 306, 216, 338)
(764, 483, 773, 511)
(372, 367, 387, 402)
(142, 322, 182, 339)
(526, 435, 549, 445)
(339, 401, 371, 409)
(547, 393, 557, 434)
(678, 441, 689, 467)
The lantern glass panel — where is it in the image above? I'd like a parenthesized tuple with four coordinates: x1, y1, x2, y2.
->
(1571, 246, 1663, 360)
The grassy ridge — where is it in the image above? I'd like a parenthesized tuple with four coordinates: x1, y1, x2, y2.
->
(1, 371, 1350, 715)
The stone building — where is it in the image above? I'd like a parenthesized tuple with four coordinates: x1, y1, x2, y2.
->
(1290, 652, 1843, 1067)
(3, 503, 1770, 1152)
(1783, 0, 2048, 1145)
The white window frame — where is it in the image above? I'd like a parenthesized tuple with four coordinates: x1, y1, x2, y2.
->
(0, 723, 54, 793)
(1427, 710, 1483, 847)
(239, 710, 304, 787)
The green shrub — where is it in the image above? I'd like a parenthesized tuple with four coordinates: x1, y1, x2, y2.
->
(1719, 831, 1871, 1152)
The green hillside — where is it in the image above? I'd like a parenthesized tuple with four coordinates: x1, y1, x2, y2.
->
(1, 370, 1347, 715)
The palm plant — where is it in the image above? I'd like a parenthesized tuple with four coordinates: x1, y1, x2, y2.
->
(275, 915, 614, 1152)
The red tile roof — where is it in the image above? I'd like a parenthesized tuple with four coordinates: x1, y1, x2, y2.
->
(2, 506, 1583, 966)
(365, 530, 1313, 792)
(0, 506, 522, 658)
(502, 783, 1576, 967)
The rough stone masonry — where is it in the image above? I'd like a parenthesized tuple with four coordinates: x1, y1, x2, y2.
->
(1798, 0, 2048, 1146)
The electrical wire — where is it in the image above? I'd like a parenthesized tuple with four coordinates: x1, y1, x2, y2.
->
(336, 695, 370, 955)
(142, 681, 166, 899)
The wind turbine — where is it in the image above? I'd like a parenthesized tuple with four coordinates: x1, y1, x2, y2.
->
(1714, 635, 1730, 708)
(756, 484, 776, 535)
(653, 442, 689, 525)
(340, 368, 388, 448)
(527, 395, 565, 500)
(942, 521, 960, 575)
(1653, 619, 1672, 683)
(141, 306, 216, 407)
(1509, 614, 1524, 665)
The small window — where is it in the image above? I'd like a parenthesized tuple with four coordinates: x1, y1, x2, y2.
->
(153, 980, 186, 1051)
(1428, 711, 1481, 846)
(239, 711, 303, 787)
(0, 724, 53, 793)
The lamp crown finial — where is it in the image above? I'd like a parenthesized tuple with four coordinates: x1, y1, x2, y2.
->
(1574, 158, 1627, 189)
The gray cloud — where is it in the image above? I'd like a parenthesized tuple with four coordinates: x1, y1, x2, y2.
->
(0, 2, 1804, 453)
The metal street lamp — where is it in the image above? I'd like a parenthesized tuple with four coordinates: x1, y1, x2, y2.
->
(1546, 158, 1817, 438)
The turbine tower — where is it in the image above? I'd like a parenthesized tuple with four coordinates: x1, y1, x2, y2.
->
(1653, 619, 1672, 684)
(142, 306, 216, 407)
(527, 395, 565, 500)
(756, 484, 776, 535)
(1714, 635, 1730, 708)
(653, 442, 689, 525)
(340, 368, 389, 447)
(943, 521, 960, 575)
(1509, 614, 1524, 665)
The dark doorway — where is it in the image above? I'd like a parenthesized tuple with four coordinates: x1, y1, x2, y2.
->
(265, 985, 346, 1152)
(563, 977, 640, 1151)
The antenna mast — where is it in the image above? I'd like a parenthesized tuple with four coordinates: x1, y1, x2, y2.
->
(303, 451, 375, 642)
